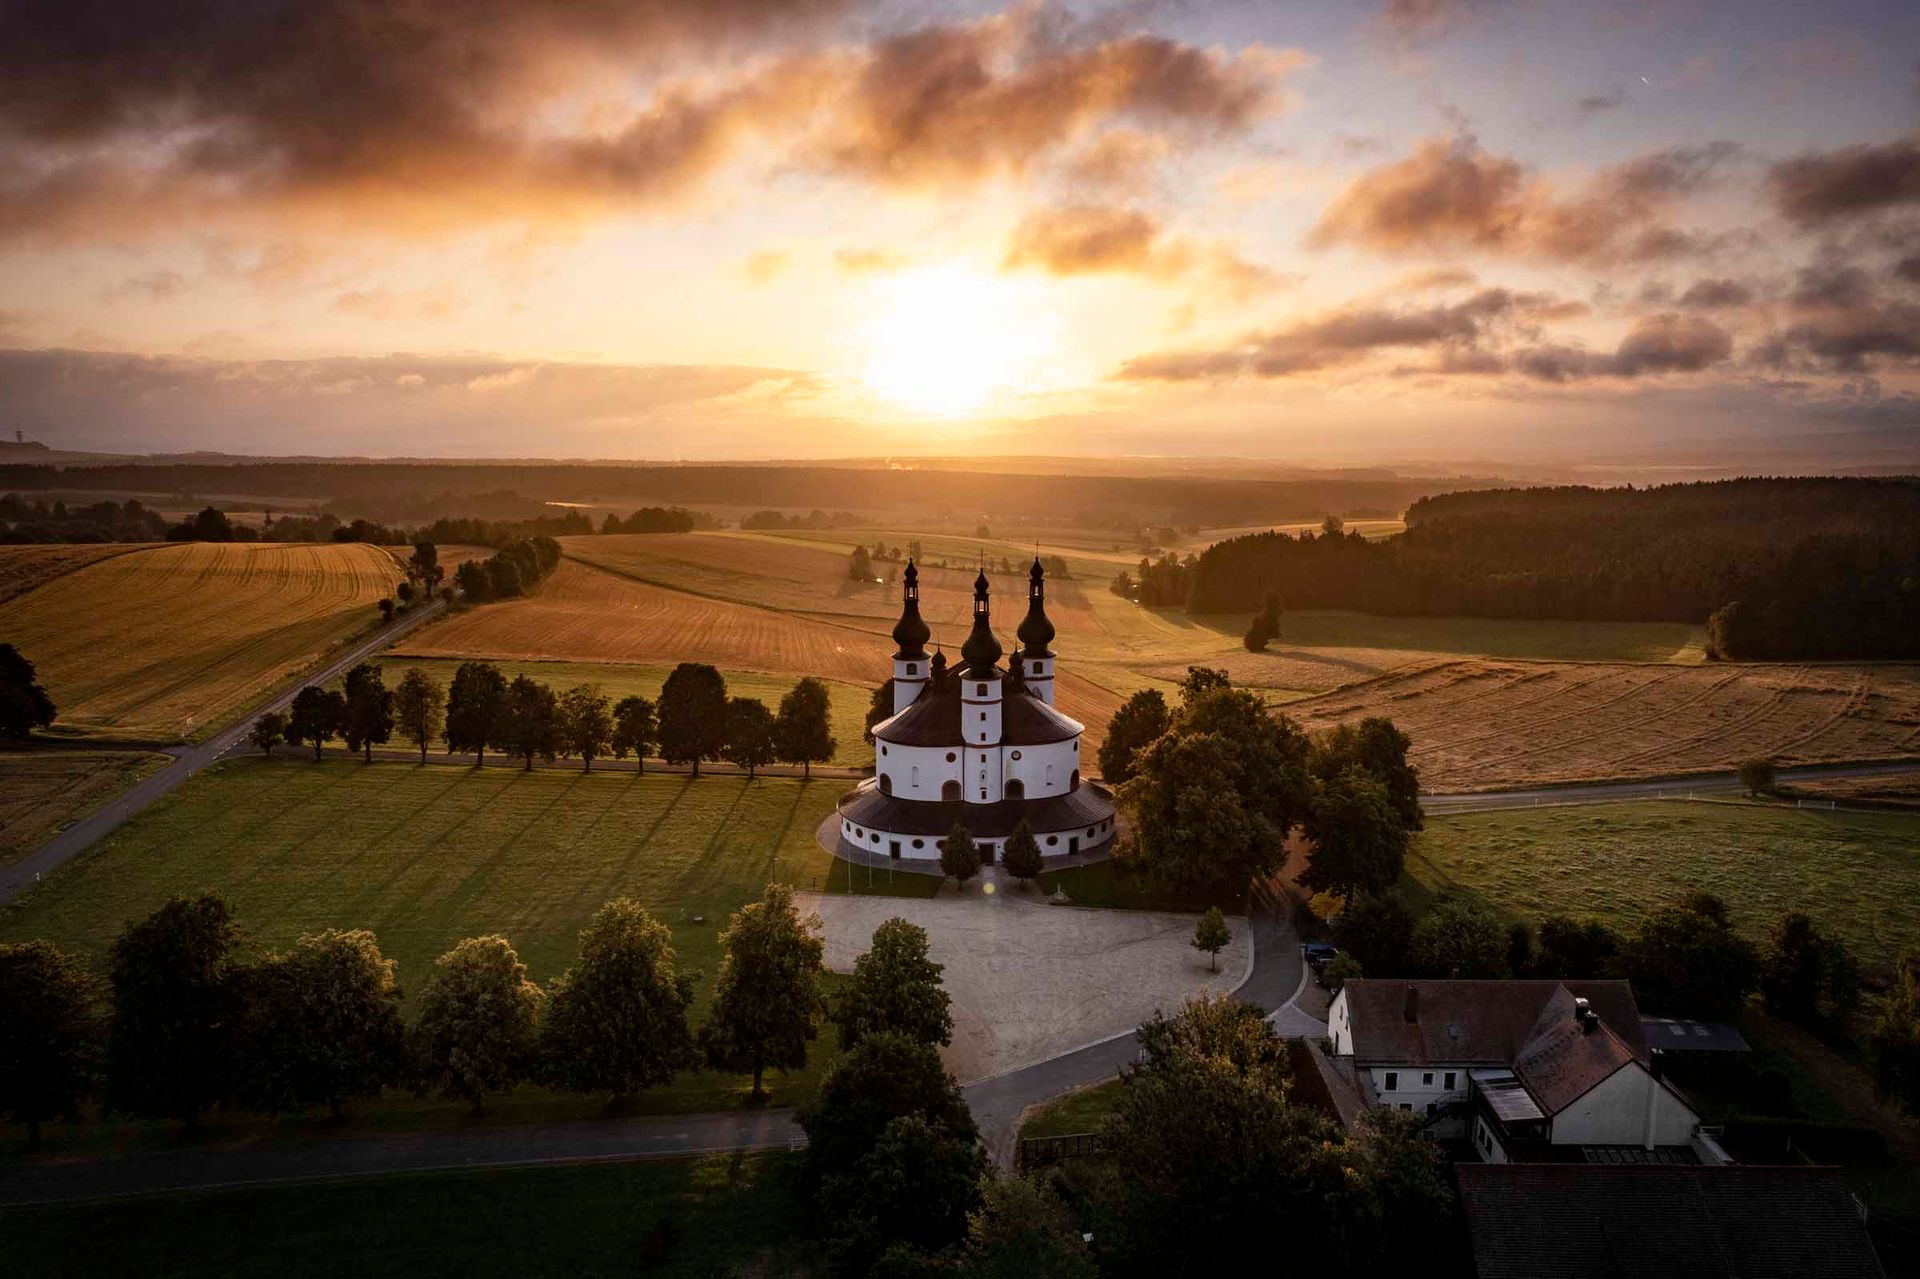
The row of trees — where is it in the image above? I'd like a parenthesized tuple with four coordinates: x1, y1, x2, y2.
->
(0, 495, 170, 543)
(0, 885, 833, 1141)
(451, 535, 562, 603)
(1182, 479, 1920, 660)
(260, 662, 838, 777)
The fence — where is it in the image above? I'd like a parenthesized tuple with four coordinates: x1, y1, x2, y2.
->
(1018, 1131, 1106, 1168)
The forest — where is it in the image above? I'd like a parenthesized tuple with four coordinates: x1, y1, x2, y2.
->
(1184, 478, 1920, 660)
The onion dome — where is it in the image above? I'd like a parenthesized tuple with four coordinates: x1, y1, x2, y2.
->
(961, 567, 1003, 674)
(891, 560, 930, 657)
(1017, 556, 1055, 654)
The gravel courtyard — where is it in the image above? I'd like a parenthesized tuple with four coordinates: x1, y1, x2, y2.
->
(799, 875, 1251, 1083)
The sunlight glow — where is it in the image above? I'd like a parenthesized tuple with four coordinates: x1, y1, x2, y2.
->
(860, 266, 1056, 418)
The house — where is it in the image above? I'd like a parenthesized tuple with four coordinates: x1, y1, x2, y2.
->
(1326, 979, 1728, 1164)
(1455, 1163, 1884, 1279)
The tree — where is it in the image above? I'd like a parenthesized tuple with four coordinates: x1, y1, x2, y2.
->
(657, 662, 728, 775)
(699, 883, 825, 1097)
(1096, 688, 1169, 784)
(1300, 768, 1409, 903)
(849, 545, 872, 580)
(249, 710, 287, 757)
(446, 660, 507, 766)
(1193, 907, 1232, 972)
(1618, 891, 1759, 1019)
(1411, 896, 1509, 978)
(1000, 819, 1042, 887)
(0, 940, 101, 1144)
(1243, 589, 1284, 652)
(378, 597, 395, 624)
(722, 696, 777, 777)
(961, 1174, 1097, 1279)
(493, 674, 560, 770)
(824, 1113, 986, 1275)
(1869, 949, 1920, 1114)
(1118, 685, 1313, 897)
(0, 643, 57, 738)
(392, 668, 446, 764)
(1740, 757, 1778, 797)
(410, 935, 544, 1115)
(408, 541, 439, 590)
(1534, 915, 1623, 979)
(1760, 911, 1859, 1026)
(341, 662, 393, 762)
(1309, 717, 1421, 831)
(487, 555, 524, 598)
(105, 895, 243, 1127)
(238, 929, 405, 1119)
(455, 559, 490, 601)
(865, 679, 896, 742)
(288, 684, 346, 759)
(775, 677, 837, 778)
(939, 824, 981, 891)
(610, 695, 657, 771)
(833, 918, 953, 1052)
(396, 581, 415, 607)
(558, 683, 613, 773)
(539, 900, 698, 1102)
(1333, 892, 1416, 976)
(1707, 601, 1752, 660)
(1320, 952, 1363, 994)
(1179, 665, 1231, 704)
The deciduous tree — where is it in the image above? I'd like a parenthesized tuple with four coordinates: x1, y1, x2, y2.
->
(558, 683, 613, 773)
(1096, 688, 1168, 784)
(288, 685, 345, 760)
(1193, 906, 1231, 972)
(0, 940, 101, 1145)
(1869, 949, 1920, 1114)
(775, 677, 837, 778)
(0, 643, 56, 738)
(610, 695, 657, 771)
(1333, 892, 1416, 977)
(722, 696, 776, 777)
(864, 679, 895, 743)
(1619, 891, 1758, 1019)
(1242, 589, 1284, 652)
(657, 662, 728, 775)
(1760, 911, 1859, 1026)
(1411, 896, 1509, 979)
(833, 918, 952, 1052)
(1534, 915, 1623, 979)
(699, 883, 824, 1098)
(939, 824, 981, 890)
(1300, 768, 1408, 903)
(1740, 757, 1778, 797)
(539, 900, 698, 1103)
(961, 1173, 1097, 1279)
(341, 662, 394, 762)
(446, 660, 506, 766)
(249, 710, 287, 758)
(238, 929, 405, 1119)
(1309, 717, 1421, 830)
(106, 895, 243, 1128)
(410, 935, 544, 1115)
(493, 674, 560, 770)
(1000, 819, 1042, 887)
(393, 668, 446, 764)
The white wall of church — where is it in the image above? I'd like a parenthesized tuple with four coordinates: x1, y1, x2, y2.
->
(875, 742, 963, 800)
(1003, 738, 1079, 798)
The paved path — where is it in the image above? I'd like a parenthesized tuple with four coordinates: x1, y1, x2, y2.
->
(0, 601, 446, 905)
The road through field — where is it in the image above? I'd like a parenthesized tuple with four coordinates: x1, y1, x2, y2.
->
(0, 600, 444, 906)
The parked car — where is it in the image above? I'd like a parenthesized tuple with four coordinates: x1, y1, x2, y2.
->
(1301, 941, 1339, 970)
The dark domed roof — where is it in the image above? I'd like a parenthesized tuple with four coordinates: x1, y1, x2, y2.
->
(891, 559, 930, 657)
(1017, 556, 1055, 654)
(873, 683, 1084, 747)
(961, 567, 1002, 674)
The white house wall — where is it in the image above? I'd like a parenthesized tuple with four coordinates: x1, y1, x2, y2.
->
(1548, 1062, 1699, 1147)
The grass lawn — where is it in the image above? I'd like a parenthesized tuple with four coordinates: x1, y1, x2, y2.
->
(0, 758, 934, 1143)
(1018, 1078, 1123, 1141)
(1040, 858, 1247, 914)
(0, 748, 169, 864)
(0, 1152, 814, 1278)
(1410, 800, 1920, 972)
(331, 655, 877, 768)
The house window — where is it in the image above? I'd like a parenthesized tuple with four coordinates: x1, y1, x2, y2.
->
(1383, 1072, 1398, 1091)
(1423, 1073, 1434, 1087)
(980, 789, 987, 800)
(1444, 1072, 1456, 1090)
(980, 712, 987, 721)
(977, 683, 987, 696)
(1425, 1103, 1436, 1116)
(1046, 836, 1058, 846)
(980, 753, 987, 762)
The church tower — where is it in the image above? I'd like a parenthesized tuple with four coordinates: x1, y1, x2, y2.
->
(890, 560, 931, 714)
(960, 569, 1004, 802)
(1017, 555, 1057, 705)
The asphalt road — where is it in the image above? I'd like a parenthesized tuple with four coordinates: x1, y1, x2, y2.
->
(1419, 759, 1920, 815)
(0, 600, 446, 906)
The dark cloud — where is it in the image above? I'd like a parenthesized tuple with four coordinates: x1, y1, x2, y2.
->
(1577, 88, 1629, 114)
(1004, 205, 1162, 274)
(1375, 0, 1491, 44)
(1767, 135, 1920, 226)
(1677, 278, 1753, 309)
(1754, 261, 1920, 373)
(1897, 255, 1920, 285)
(1308, 135, 1739, 264)
(1607, 312, 1734, 375)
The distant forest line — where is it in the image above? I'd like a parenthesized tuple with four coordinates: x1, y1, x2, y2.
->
(1181, 478, 1920, 660)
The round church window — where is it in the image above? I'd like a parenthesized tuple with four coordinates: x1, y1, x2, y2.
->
(1010, 750, 1021, 760)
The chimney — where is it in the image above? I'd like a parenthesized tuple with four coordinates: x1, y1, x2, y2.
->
(1403, 985, 1420, 1024)
(1574, 996, 1595, 1032)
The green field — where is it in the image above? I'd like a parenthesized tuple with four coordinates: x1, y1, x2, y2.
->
(1018, 1078, 1123, 1141)
(0, 1152, 812, 1278)
(333, 655, 877, 768)
(1410, 800, 1920, 971)
(0, 749, 169, 864)
(0, 759, 934, 1129)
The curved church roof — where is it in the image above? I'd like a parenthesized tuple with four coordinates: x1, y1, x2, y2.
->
(891, 560, 931, 657)
(839, 779, 1113, 839)
(1017, 556, 1055, 653)
(873, 681, 1083, 747)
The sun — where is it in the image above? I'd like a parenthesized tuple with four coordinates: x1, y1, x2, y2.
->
(859, 266, 1054, 418)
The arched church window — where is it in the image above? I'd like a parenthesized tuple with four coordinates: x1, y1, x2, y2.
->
(1004, 778, 1025, 800)
(879, 774, 892, 795)
(1071, 768, 1080, 789)
(910, 766, 919, 786)
(1045, 764, 1055, 786)
(942, 780, 961, 802)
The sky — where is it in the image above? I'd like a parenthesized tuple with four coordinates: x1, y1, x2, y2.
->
(1, 0, 1918, 465)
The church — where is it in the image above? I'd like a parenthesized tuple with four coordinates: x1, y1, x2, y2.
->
(836, 558, 1117, 864)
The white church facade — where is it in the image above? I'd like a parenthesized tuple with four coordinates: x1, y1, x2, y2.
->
(835, 559, 1117, 863)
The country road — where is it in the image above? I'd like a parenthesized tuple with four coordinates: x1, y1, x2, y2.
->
(0, 599, 446, 906)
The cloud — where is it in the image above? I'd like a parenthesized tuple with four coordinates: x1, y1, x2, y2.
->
(1308, 134, 1741, 264)
(329, 285, 463, 321)
(1057, 129, 1170, 194)
(1002, 203, 1289, 299)
(1752, 260, 1920, 373)
(1577, 88, 1629, 114)
(1375, 0, 1492, 45)
(1677, 278, 1753, 309)
(834, 247, 911, 275)
(744, 249, 791, 285)
(105, 270, 190, 301)
(1767, 135, 1920, 226)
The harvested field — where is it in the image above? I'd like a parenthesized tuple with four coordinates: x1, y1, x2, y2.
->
(1781, 770, 1920, 810)
(0, 749, 169, 863)
(1290, 660, 1920, 792)
(0, 543, 153, 606)
(0, 542, 400, 741)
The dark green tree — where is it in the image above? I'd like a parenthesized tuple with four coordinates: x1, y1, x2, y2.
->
(1242, 589, 1284, 652)
(287, 684, 345, 760)
(1333, 892, 1416, 976)
(1096, 688, 1168, 785)
(1300, 767, 1409, 902)
(1619, 891, 1759, 1019)
(393, 668, 446, 764)
(1193, 906, 1232, 972)
(0, 643, 57, 738)
(446, 660, 507, 765)
(378, 597, 395, 624)
(238, 929, 406, 1119)
(408, 541, 439, 590)
(1534, 915, 1624, 979)
(699, 883, 825, 1097)
(864, 679, 896, 743)
(455, 559, 490, 601)
(610, 694, 657, 770)
(1739, 757, 1778, 797)
(0, 940, 101, 1144)
(1760, 911, 1860, 1026)
(798, 1030, 979, 1212)
(823, 1113, 986, 1276)
(409, 935, 544, 1115)
(492, 674, 560, 770)
(1179, 665, 1231, 704)
(487, 555, 524, 598)
(775, 677, 837, 778)
(105, 895, 243, 1128)
(960, 1174, 1097, 1279)
(341, 662, 394, 762)
(833, 918, 953, 1052)
(249, 709, 287, 757)
(1000, 819, 1043, 887)
(723, 696, 777, 777)
(849, 545, 873, 580)
(539, 900, 698, 1103)
(1410, 896, 1509, 978)
(1309, 717, 1422, 830)
(657, 662, 728, 775)
(1869, 949, 1920, 1114)
(558, 683, 613, 773)
(939, 824, 981, 891)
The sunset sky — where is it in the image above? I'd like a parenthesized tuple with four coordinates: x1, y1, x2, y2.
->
(2, 0, 1917, 463)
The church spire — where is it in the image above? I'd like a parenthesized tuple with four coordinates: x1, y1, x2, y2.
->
(891, 559, 930, 657)
(961, 567, 1003, 674)
(1017, 555, 1055, 655)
